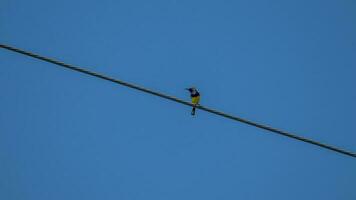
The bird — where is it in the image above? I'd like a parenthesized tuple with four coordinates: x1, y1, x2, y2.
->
(185, 87, 200, 115)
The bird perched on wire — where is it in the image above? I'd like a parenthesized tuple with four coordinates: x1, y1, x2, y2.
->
(186, 87, 200, 115)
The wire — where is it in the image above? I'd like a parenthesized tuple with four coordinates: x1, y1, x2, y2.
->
(1, 43, 355, 158)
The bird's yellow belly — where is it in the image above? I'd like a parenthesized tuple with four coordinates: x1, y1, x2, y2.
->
(191, 96, 200, 104)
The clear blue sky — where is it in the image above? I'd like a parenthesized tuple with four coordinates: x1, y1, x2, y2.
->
(1, 0, 355, 199)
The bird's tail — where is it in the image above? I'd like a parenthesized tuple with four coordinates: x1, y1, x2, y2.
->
(191, 107, 196, 115)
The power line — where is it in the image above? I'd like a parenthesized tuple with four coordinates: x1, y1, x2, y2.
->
(1, 43, 355, 158)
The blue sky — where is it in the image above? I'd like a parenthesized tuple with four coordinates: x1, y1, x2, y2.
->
(1, 0, 355, 199)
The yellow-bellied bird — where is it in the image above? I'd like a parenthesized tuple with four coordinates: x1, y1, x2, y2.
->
(186, 87, 200, 115)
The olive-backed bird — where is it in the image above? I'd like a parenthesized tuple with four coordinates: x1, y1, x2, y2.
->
(186, 87, 200, 115)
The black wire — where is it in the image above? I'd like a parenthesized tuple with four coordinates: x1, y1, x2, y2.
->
(1, 44, 355, 158)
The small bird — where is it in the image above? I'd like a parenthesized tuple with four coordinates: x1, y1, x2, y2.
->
(185, 87, 200, 115)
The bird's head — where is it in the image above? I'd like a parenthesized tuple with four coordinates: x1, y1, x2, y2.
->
(185, 87, 196, 92)
(185, 87, 198, 94)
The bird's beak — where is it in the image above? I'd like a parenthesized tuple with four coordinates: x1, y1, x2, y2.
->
(185, 88, 190, 91)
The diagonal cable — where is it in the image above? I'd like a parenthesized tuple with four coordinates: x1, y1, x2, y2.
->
(1, 44, 355, 158)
